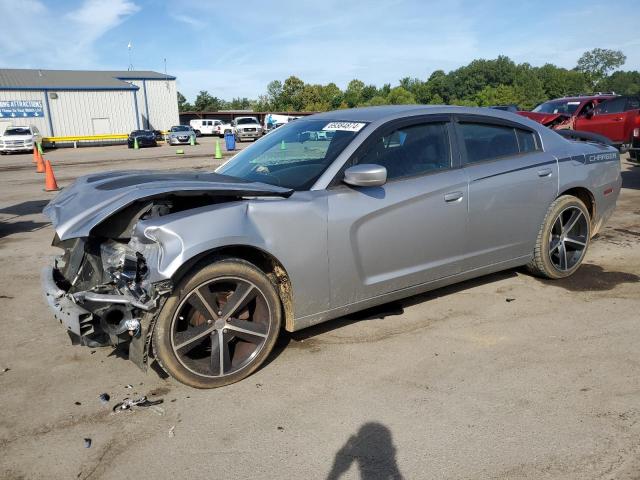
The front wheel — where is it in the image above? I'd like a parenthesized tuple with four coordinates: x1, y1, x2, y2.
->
(527, 195, 591, 279)
(153, 258, 282, 388)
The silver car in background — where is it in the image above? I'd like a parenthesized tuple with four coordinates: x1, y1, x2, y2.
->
(41, 106, 621, 388)
(167, 125, 196, 145)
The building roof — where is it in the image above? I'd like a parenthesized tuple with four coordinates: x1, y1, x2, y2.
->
(0, 69, 176, 91)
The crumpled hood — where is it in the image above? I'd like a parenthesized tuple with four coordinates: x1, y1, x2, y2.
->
(517, 111, 570, 126)
(44, 170, 293, 240)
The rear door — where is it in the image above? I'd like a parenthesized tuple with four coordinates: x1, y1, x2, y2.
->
(574, 97, 628, 142)
(455, 115, 558, 269)
(326, 116, 469, 307)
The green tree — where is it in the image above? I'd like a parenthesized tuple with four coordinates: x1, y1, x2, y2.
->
(280, 76, 305, 110)
(386, 86, 416, 105)
(601, 70, 640, 95)
(193, 91, 223, 111)
(344, 79, 365, 107)
(177, 91, 192, 112)
(266, 80, 283, 110)
(576, 48, 627, 89)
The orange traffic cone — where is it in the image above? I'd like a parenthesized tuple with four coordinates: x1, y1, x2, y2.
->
(44, 160, 59, 191)
(32, 146, 38, 163)
(36, 153, 45, 173)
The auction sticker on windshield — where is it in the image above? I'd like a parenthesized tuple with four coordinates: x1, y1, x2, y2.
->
(323, 122, 366, 132)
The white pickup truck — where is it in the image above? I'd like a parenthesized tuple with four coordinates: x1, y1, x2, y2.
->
(233, 117, 262, 142)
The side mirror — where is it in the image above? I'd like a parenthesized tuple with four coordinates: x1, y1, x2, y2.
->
(343, 164, 387, 187)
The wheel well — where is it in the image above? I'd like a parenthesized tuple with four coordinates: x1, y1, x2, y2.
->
(559, 187, 595, 222)
(171, 246, 295, 331)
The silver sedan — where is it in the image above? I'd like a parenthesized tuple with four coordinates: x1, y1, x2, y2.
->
(42, 106, 621, 388)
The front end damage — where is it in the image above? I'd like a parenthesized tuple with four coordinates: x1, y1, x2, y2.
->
(42, 217, 172, 368)
(41, 170, 293, 369)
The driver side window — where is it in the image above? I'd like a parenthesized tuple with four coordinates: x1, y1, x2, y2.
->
(357, 122, 451, 180)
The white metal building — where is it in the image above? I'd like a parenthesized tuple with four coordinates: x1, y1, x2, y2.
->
(0, 69, 179, 137)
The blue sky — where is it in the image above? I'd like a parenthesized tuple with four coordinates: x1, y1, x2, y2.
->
(1, 0, 638, 101)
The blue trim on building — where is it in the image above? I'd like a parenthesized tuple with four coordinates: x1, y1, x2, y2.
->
(0, 86, 138, 91)
(142, 79, 151, 129)
(132, 90, 141, 130)
(42, 89, 55, 136)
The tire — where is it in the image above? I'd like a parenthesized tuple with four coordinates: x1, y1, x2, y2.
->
(527, 195, 591, 279)
(153, 258, 282, 388)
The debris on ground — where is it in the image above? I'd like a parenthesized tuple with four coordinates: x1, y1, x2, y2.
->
(277, 426, 284, 431)
(168, 426, 175, 438)
(98, 393, 110, 405)
(75, 401, 82, 406)
(124, 384, 133, 389)
(112, 396, 164, 413)
(84, 438, 92, 448)
(1, 367, 10, 374)
(506, 298, 516, 302)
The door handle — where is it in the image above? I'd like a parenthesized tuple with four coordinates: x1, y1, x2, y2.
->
(613, 117, 624, 122)
(537, 168, 553, 177)
(444, 191, 464, 202)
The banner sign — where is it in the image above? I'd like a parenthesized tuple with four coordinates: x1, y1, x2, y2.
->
(0, 100, 44, 118)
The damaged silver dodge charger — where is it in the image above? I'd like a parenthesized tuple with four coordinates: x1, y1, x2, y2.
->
(42, 106, 621, 388)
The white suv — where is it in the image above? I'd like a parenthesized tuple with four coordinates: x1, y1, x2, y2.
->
(0, 125, 42, 154)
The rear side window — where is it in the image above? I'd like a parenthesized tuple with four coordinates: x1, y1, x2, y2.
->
(595, 97, 626, 114)
(357, 122, 451, 180)
(626, 97, 640, 110)
(459, 123, 519, 163)
(516, 129, 538, 153)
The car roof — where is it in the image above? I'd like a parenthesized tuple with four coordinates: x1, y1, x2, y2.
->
(552, 95, 617, 102)
(302, 104, 548, 124)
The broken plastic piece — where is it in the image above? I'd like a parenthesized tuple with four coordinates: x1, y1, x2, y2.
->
(99, 393, 110, 404)
(112, 396, 164, 413)
(84, 438, 92, 448)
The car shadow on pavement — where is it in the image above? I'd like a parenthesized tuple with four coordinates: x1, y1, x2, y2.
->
(621, 163, 640, 190)
(0, 199, 49, 216)
(285, 269, 518, 345)
(0, 220, 49, 239)
(326, 422, 403, 480)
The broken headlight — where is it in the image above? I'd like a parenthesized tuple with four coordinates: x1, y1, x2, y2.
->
(100, 240, 146, 284)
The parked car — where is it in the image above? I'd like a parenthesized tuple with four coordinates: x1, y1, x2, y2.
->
(42, 106, 621, 388)
(168, 125, 196, 145)
(213, 120, 235, 138)
(152, 130, 164, 141)
(0, 125, 42, 154)
(233, 116, 262, 142)
(518, 94, 616, 129)
(190, 119, 226, 137)
(573, 95, 640, 152)
(489, 105, 519, 112)
(127, 130, 158, 148)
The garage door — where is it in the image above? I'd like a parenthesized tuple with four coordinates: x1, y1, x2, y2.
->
(91, 118, 111, 135)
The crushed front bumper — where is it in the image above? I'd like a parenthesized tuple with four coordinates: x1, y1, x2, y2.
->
(41, 266, 93, 337)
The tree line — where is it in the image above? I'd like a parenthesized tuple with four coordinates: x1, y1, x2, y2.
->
(178, 48, 639, 113)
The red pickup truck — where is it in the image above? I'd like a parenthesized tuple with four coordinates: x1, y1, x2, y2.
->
(518, 95, 640, 157)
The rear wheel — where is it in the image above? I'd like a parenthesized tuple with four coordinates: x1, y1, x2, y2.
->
(527, 195, 591, 279)
(153, 259, 282, 388)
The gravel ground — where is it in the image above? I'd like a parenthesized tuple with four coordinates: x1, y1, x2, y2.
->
(0, 147, 638, 480)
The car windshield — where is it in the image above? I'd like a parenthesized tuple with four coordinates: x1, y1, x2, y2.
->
(217, 119, 366, 190)
(236, 118, 257, 125)
(4, 128, 31, 136)
(532, 100, 582, 115)
(171, 126, 190, 132)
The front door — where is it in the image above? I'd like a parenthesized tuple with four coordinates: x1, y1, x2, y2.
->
(327, 118, 469, 308)
(574, 97, 628, 143)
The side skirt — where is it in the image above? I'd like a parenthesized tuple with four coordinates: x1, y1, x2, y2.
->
(290, 255, 532, 332)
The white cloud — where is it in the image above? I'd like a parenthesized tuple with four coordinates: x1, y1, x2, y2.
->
(0, 0, 139, 68)
(171, 13, 206, 29)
